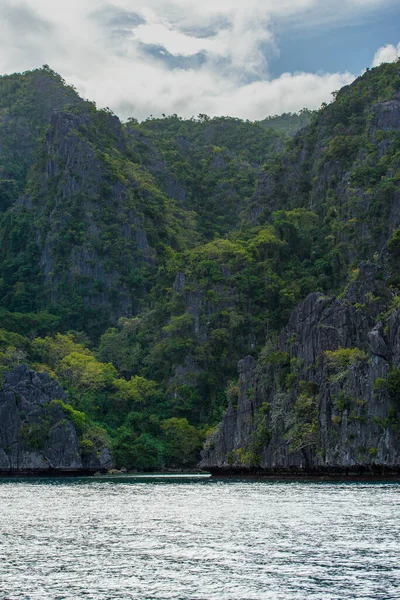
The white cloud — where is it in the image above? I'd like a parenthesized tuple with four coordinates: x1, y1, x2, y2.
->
(215, 71, 356, 119)
(372, 42, 400, 67)
(0, 0, 395, 120)
(132, 24, 223, 57)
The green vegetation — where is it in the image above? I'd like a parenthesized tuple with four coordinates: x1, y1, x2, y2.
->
(286, 382, 319, 453)
(1, 60, 400, 468)
(0, 66, 80, 188)
(374, 368, 400, 410)
(324, 348, 368, 371)
(259, 109, 315, 137)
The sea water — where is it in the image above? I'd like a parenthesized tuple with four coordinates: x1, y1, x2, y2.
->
(0, 476, 399, 599)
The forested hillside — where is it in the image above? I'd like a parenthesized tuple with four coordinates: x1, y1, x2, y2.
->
(1, 62, 400, 472)
(259, 108, 314, 137)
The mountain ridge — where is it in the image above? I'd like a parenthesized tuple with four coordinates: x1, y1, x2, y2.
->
(0, 61, 400, 471)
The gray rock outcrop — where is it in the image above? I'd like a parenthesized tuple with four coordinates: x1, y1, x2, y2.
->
(0, 365, 113, 475)
(200, 264, 400, 474)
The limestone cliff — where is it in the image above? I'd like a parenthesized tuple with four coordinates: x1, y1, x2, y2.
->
(199, 65, 400, 474)
(200, 262, 400, 473)
(0, 365, 113, 474)
(1, 63, 400, 471)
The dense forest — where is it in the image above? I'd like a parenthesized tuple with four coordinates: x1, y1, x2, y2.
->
(1, 61, 400, 471)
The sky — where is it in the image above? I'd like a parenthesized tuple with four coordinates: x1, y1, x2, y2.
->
(0, 0, 399, 121)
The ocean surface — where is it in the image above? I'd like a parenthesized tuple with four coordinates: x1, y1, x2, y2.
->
(0, 475, 399, 599)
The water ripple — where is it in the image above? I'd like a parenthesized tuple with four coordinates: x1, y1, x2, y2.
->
(0, 477, 399, 599)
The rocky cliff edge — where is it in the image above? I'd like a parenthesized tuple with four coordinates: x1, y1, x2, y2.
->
(0, 365, 113, 475)
(200, 263, 400, 474)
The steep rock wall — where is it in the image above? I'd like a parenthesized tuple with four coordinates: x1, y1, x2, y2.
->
(0, 365, 113, 475)
(200, 263, 400, 473)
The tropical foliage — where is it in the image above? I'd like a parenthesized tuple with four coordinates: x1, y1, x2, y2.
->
(0, 61, 400, 468)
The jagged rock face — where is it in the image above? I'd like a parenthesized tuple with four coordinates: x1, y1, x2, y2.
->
(0, 69, 82, 190)
(30, 109, 139, 319)
(249, 85, 400, 266)
(200, 264, 400, 473)
(0, 365, 113, 474)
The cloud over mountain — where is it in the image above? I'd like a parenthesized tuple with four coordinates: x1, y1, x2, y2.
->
(0, 0, 398, 120)
(373, 42, 400, 67)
